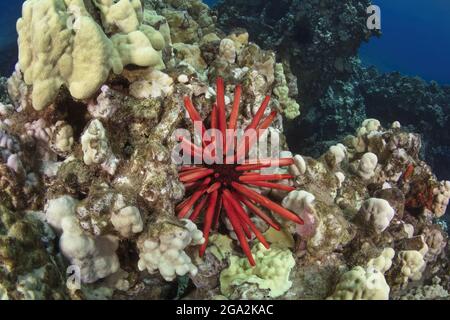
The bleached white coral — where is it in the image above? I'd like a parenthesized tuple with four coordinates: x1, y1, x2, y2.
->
(432, 180, 450, 218)
(81, 120, 109, 165)
(81, 119, 119, 175)
(0, 130, 24, 174)
(110, 194, 143, 238)
(45, 196, 120, 283)
(328, 266, 390, 300)
(359, 198, 395, 233)
(328, 143, 347, 166)
(400, 277, 449, 300)
(282, 190, 317, 239)
(24, 119, 52, 143)
(177, 74, 189, 84)
(205, 87, 231, 105)
(289, 154, 307, 176)
(129, 70, 174, 99)
(60, 216, 120, 284)
(137, 219, 204, 281)
(45, 196, 80, 232)
(6, 154, 24, 174)
(357, 152, 378, 180)
(0, 284, 8, 300)
(88, 85, 119, 119)
(335, 172, 346, 187)
(0, 131, 19, 154)
(351, 119, 383, 153)
(50, 121, 74, 154)
(219, 38, 237, 64)
(403, 223, 415, 238)
(391, 121, 401, 129)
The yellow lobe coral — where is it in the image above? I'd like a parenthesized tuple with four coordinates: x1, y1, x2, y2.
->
(94, 0, 143, 33)
(220, 243, 295, 298)
(17, 0, 121, 110)
(17, 0, 165, 110)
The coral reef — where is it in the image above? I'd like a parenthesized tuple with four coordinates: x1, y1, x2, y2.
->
(215, 0, 450, 189)
(359, 68, 450, 183)
(0, 205, 69, 299)
(327, 266, 390, 300)
(216, 0, 373, 104)
(0, 0, 448, 301)
(17, 0, 166, 110)
(1, 0, 304, 300)
(188, 118, 448, 300)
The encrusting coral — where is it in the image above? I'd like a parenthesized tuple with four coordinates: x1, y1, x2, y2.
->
(0, 0, 448, 301)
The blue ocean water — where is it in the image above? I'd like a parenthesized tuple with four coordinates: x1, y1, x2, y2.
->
(209, 0, 450, 84)
(203, 0, 217, 6)
(360, 0, 450, 84)
(0, 0, 449, 84)
(0, 0, 22, 76)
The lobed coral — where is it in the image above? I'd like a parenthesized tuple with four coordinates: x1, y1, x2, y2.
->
(220, 243, 295, 299)
(1, 0, 305, 299)
(327, 266, 390, 300)
(137, 219, 204, 281)
(17, 0, 165, 110)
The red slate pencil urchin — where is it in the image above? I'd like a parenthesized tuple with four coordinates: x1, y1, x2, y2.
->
(176, 77, 304, 266)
